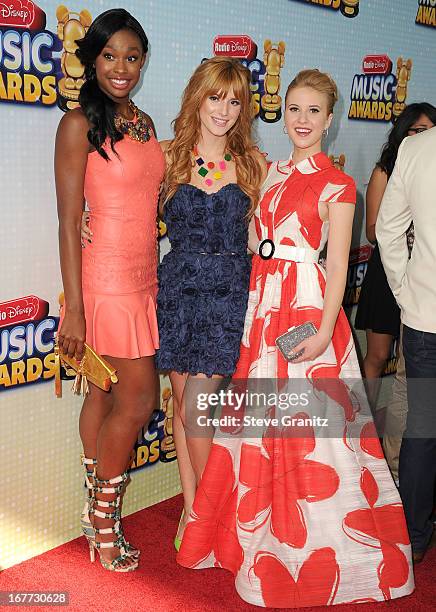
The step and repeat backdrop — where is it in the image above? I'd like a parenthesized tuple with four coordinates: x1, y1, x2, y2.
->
(0, 0, 435, 569)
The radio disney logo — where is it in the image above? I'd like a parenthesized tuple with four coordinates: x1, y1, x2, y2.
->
(213, 35, 256, 61)
(7, 304, 33, 318)
(0, 0, 39, 28)
(0, 3, 29, 21)
(0, 296, 49, 328)
(362, 55, 392, 74)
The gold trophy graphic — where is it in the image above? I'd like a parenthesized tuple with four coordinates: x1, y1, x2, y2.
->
(160, 387, 176, 461)
(329, 154, 346, 172)
(56, 5, 92, 111)
(260, 40, 285, 123)
(392, 57, 413, 121)
(340, 0, 360, 18)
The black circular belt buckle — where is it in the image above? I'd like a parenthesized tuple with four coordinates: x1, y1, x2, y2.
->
(258, 239, 275, 260)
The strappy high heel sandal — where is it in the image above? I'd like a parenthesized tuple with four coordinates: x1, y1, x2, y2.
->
(80, 456, 140, 561)
(80, 456, 140, 559)
(88, 471, 139, 572)
(80, 455, 97, 539)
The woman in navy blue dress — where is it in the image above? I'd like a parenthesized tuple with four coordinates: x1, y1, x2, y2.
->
(156, 57, 266, 548)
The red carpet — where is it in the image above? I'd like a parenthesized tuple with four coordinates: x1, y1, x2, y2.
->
(1, 495, 435, 612)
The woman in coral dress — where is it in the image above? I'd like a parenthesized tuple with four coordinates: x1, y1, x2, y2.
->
(177, 70, 414, 607)
(56, 10, 164, 572)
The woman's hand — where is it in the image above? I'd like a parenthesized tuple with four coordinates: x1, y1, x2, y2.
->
(58, 310, 86, 360)
(80, 211, 92, 247)
(289, 330, 331, 364)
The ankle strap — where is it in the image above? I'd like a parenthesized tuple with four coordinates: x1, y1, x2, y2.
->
(94, 472, 128, 485)
(91, 506, 121, 521)
(93, 499, 119, 509)
(81, 455, 97, 467)
(94, 520, 121, 535)
(93, 471, 128, 494)
(94, 535, 127, 553)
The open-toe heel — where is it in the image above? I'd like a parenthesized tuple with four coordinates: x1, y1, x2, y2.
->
(80, 455, 140, 559)
(89, 471, 139, 572)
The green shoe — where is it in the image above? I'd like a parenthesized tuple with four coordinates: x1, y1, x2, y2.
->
(174, 510, 186, 552)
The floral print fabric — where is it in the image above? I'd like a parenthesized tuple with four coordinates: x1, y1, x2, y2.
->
(156, 183, 251, 376)
(177, 153, 414, 607)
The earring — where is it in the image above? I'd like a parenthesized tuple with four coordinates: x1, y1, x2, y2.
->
(323, 128, 329, 137)
(283, 125, 287, 134)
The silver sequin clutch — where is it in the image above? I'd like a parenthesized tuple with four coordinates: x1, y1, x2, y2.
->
(275, 322, 318, 361)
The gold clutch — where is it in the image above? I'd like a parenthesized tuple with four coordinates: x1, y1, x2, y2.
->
(54, 337, 118, 397)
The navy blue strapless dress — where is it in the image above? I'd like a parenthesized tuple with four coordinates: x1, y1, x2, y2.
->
(156, 183, 251, 377)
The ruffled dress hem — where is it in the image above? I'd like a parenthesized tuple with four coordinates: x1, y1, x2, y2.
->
(155, 359, 234, 378)
(82, 290, 159, 358)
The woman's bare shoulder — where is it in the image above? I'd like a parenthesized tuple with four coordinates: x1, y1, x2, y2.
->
(159, 139, 173, 153)
(56, 108, 89, 152)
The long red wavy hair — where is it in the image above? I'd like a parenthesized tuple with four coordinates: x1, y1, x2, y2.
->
(163, 57, 263, 215)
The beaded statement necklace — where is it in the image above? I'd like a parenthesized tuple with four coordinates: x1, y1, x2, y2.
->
(193, 146, 232, 188)
(114, 100, 153, 143)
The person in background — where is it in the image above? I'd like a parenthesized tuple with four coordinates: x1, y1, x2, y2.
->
(56, 9, 164, 572)
(377, 124, 436, 564)
(355, 103, 436, 415)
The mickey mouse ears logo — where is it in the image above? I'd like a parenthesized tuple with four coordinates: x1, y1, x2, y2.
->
(0, 0, 46, 30)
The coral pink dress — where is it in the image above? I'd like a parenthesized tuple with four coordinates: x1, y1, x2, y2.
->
(81, 127, 164, 358)
(177, 153, 414, 607)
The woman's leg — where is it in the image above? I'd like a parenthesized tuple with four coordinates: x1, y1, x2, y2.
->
(79, 385, 113, 458)
(92, 355, 158, 565)
(182, 373, 224, 483)
(170, 372, 223, 541)
(363, 330, 393, 409)
(96, 355, 158, 476)
(170, 372, 197, 529)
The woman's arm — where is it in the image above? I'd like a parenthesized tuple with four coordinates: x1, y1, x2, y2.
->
(291, 201, 355, 363)
(157, 139, 171, 217)
(159, 139, 171, 155)
(247, 217, 259, 254)
(365, 166, 388, 243)
(55, 109, 90, 358)
(247, 149, 268, 253)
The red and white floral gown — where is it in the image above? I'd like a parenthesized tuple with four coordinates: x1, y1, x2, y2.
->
(177, 152, 414, 608)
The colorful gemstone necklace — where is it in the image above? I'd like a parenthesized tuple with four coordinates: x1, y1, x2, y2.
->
(193, 146, 232, 188)
(114, 99, 153, 143)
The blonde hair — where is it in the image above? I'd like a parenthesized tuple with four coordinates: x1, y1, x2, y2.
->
(285, 69, 338, 114)
(163, 57, 263, 215)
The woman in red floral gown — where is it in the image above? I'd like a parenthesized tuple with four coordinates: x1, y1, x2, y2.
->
(177, 70, 414, 608)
